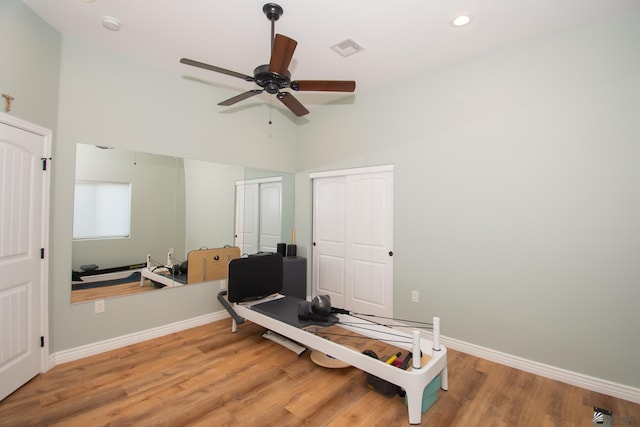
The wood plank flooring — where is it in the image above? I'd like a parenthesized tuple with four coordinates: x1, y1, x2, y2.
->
(1, 319, 638, 426)
(71, 279, 159, 304)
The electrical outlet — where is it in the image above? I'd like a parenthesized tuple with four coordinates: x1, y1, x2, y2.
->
(94, 299, 105, 313)
(411, 290, 419, 303)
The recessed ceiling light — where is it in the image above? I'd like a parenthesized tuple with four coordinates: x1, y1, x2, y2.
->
(451, 14, 472, 27)
(101, 16, 121, 31)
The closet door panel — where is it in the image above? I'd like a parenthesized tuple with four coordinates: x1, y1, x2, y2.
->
(312, 177, 346, 307)
(351, 259, 386, 307)
(346, 172, 393, 317)
(259, 182, 282, 253)
(235, 183, 259, 255)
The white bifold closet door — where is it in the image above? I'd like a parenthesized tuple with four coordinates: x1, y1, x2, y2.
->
(235, 178, 282, 255)
(312, 166, 393, 318)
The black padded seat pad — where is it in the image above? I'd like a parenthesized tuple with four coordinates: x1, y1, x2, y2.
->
(249, 296, 338, 328)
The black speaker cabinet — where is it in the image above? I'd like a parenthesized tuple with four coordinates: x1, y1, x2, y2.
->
(282, 257, 306, 299)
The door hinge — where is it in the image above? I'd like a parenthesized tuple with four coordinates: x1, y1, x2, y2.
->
(41, 248, 45, 259)
(40, 336, 45, 348)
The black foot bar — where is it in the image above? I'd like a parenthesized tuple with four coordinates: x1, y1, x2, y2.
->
(217, 290, 245, 326)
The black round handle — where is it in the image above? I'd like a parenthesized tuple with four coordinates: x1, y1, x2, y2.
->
(388, 251, 393, 256)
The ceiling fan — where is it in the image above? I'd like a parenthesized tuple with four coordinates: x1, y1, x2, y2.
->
(179, 3, 356, 117)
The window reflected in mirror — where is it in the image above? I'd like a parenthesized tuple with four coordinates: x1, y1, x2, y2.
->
(73, 181, 132, 240)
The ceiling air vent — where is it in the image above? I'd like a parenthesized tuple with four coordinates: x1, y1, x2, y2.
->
(331, 39, 364, 57)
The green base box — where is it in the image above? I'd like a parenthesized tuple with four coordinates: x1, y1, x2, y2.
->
(404, 375, 440, 413)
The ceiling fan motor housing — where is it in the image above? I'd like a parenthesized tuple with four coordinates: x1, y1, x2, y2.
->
(254, 64, 291, 94)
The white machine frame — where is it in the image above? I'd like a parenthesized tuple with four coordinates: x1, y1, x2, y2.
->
(230, 296, 448, 425)
(139, 253, 185, 288)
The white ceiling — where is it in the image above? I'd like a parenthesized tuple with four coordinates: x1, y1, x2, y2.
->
(21, 0, 640, 108)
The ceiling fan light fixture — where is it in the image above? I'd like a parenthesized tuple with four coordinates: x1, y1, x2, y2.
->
(331, 39, 364, 57)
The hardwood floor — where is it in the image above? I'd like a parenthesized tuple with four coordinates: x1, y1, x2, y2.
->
(1, 319, 638, 426)
(71, 279, 159, 304)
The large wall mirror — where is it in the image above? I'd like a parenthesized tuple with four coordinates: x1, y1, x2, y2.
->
(71, 143, 294, 304)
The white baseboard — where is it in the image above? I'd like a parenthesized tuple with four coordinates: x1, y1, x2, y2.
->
(48, 311, 640, 404)
(420, 330, 640, 404)
(49, 310, 230, 366)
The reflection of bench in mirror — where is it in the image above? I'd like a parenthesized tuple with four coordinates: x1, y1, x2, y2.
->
(71, 246, 241, 304)
(72, 262, 146, 287)
(140, 246, 241, 288)
(71, 265, 154, 304)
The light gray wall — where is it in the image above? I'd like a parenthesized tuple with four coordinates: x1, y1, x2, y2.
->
(295, 12, 640, 388)
(0, 0, 60, 131)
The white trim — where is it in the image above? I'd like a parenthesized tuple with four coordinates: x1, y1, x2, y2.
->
(414, 329, 640, 404)
(49, 311, 230, 366)
(40, 126, 52, 374)
(309, 164, 394, 179)
(0, 112, 52, 374)
(236, 176, 282, 186)
(0, 112, 51, 136)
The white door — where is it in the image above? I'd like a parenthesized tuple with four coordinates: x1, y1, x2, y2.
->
(259, 181, 282, 253)
(312, 176, 347, 308)
(312, 166, 394, 318)
(234, 182, 259, 255)
(235, 178, 282, 255)
(0, 114, 50, 400)
(345, 171, 394, 316)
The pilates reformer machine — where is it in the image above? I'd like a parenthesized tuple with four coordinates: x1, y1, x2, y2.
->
(218, 253, 448, 425)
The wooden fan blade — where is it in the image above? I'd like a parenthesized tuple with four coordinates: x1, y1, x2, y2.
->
(218, 90, 263, 106)
(180, 58, 254, 81)
(277, 92, 309, 117)
(269, 34, 297, 76)
(291, 80, 356, 92)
